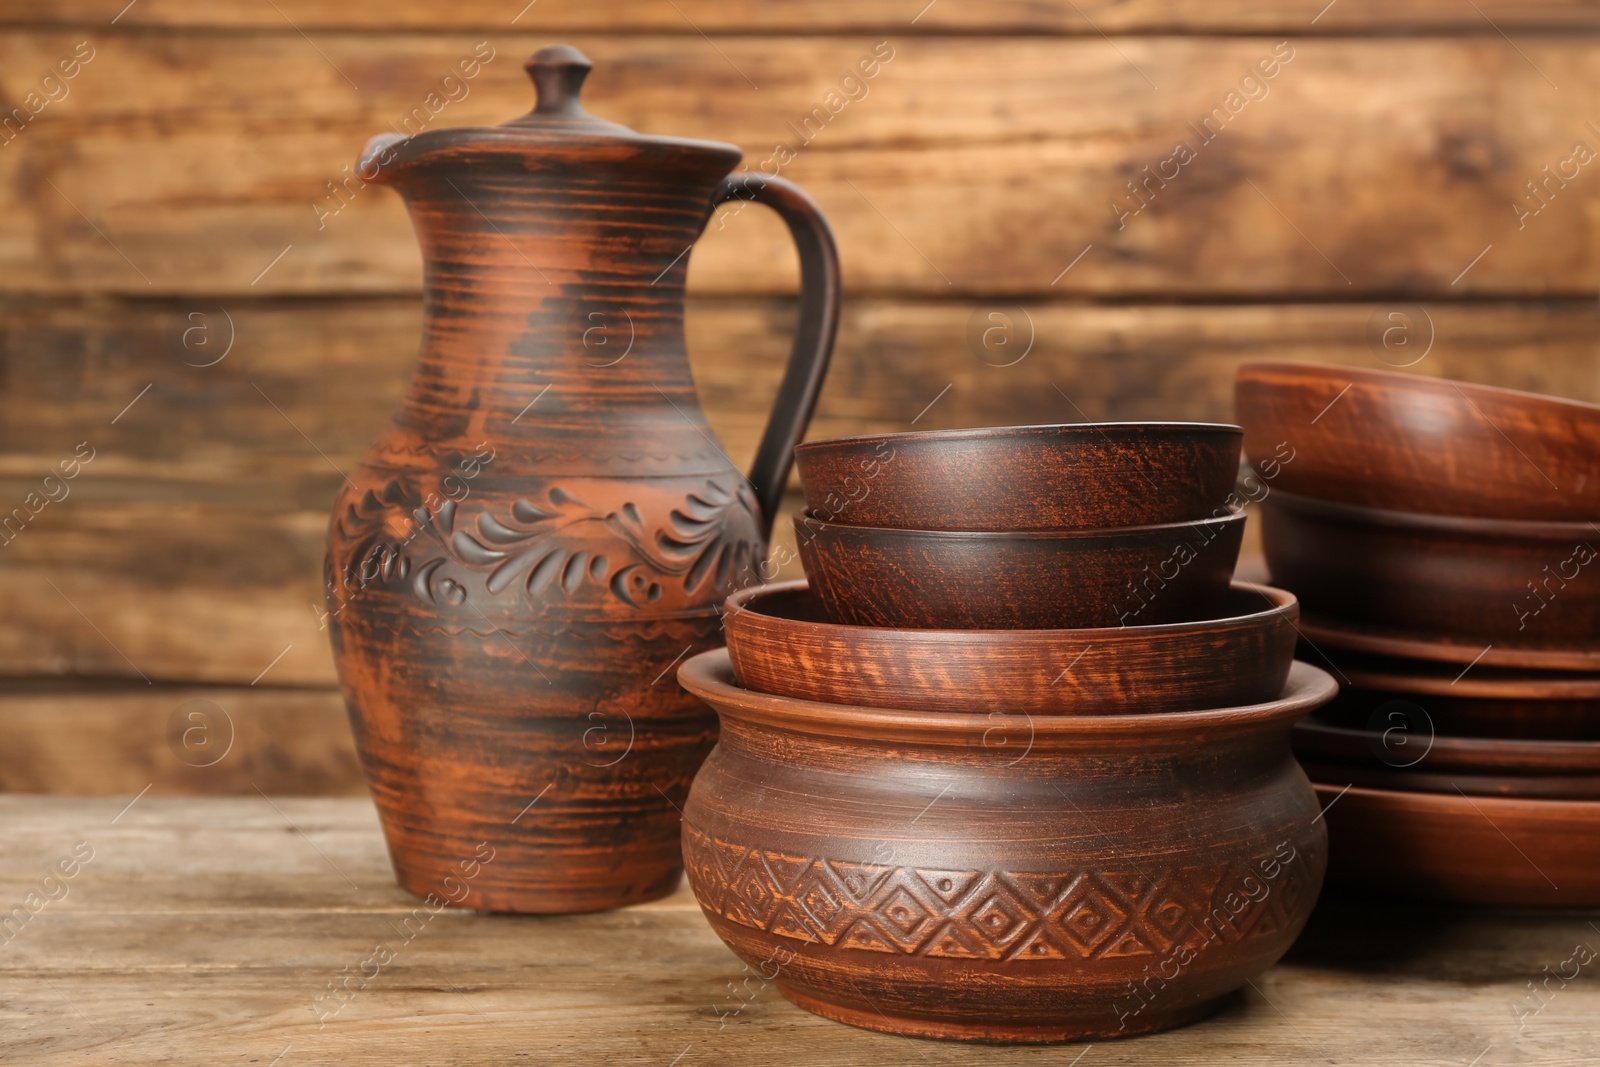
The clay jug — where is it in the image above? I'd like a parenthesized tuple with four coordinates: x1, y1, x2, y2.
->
(324, 45, 839, 913)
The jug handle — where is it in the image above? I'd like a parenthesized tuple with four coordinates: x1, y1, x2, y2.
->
(711, 172, 841, 540)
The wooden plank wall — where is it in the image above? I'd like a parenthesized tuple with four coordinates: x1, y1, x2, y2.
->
(1, 1, 1598, 793)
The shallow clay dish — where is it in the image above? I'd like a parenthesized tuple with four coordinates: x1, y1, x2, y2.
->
(1298, 612, 1600, 672)
(1312, 783, 1600, 906)
(680, 649, 1336, 1043)
(723, 579, 1298, 715)
(1261, 489, 1600, 646)
(1290, 649, 1600, 740)
(1236, 362, 1600, 520)
(795, 422, 1242, 530)
(796, 510, 1246, 630)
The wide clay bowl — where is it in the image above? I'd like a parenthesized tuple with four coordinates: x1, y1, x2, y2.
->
(796, 510, 1246, 630)
(723, 579, 1298, 715)
(794, 422, 1243, 530)
(679, 649, 1337, 1044)
(1291, 649, 1600, 741)
(1260, 489, 1600, 646)
(1236, 361, 1600, 520)
(1313, 783, 1600, 906)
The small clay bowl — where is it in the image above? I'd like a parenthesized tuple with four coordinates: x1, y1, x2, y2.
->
(1260, 489, 1600, 646)
(723, 579, 1298, 715)
(1312, 783, 1600, 906)
(794, 423, 1243, 530)
(1290, 648, 1600, 741)
(1236, 361, 1600, 520)
(796, 510, 1247, 630)
(680, 649, 1337, 1043)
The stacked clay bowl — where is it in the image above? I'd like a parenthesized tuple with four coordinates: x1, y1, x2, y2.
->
(677, 423, 1341, 1044)
(1236, 362, 1600, 906)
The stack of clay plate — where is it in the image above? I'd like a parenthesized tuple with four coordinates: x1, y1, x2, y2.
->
(1237, 362, 1600, 906)
(675, 424, 1339, 1044)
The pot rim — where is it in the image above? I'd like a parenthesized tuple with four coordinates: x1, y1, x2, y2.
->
(794, 421, 1242, 454)
(680, 649, 1336, 739)
(1295, 719, 1600, 771)
(796, 508, 1246, 542)
(1264, 487, 1600, 540)
(724, 578, 1298, 641)
(1311, 780, 1600, 815)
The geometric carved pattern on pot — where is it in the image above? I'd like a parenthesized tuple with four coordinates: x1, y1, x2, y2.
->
(684, 822, 1313, 963)
(327, 475, 762, 613)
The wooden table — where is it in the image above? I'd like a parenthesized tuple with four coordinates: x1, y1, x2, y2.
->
(4, 796, 1597, 1065)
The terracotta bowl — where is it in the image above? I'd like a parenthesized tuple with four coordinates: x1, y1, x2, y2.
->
(679, 649, 1336, 1043)
(796, 510, 1246, 630)
(1313, 783, 1600, 906)
(723, 579, 1298, 715)
(1260, 489, 1600, 646)
(1236, 361, 1600, 520)
(794, 422, 1243, 530)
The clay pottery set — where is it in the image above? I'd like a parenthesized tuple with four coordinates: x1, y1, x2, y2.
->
(1236, 361, 1600, 905)
(680, 422, 1338, 1043)
(324, 46, 840, 912)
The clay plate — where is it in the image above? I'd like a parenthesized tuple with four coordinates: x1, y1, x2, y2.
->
(723, 579, 1298, 714)
(796, 510, 1246, 630)
(1236, 361, 1600, 520)
(795, 422, 1242, 530)
(1312, 783, 1600, 906)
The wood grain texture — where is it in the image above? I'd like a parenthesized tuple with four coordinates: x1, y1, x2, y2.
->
(723, 580, 1298, 714)
(4, 796, 1599, 1062)
(0, 298, 1592, 686)
(678, 651, 1334, 1042)
(5, 34, 1600, 296)
(0, 683, 362, 794)
(8, 0, 1600, 33)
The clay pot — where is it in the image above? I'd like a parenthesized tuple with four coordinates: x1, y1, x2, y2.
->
(324, 47, 839, 912)
(678, 649, 1336, 1043)
(723, 580, 1298, 715)
(1313, 783, 1600, 906)
(795, 511, 1246, 630)
(1260, 489, 1600, 648)
(794, 423, 1242, 530)
(1236, 361, 1600, 520)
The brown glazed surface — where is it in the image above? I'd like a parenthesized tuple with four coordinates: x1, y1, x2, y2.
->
(1298, 611, 1600, 671)
(1261, 489, 1600, 647)
(1313, 783, 1600, 906)
(1236, 361, 1600, 520)
(794, 423, 1242, 530)
(1294, 710, 1600, 786)
(679, 649, 1335, 1043)
(723, 579, 1298, 715)
(323, 47, 839, 912)
(796, 510, 1246, 630)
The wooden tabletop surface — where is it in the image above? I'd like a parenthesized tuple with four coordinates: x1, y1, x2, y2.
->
(3, 795, 1597, 1065)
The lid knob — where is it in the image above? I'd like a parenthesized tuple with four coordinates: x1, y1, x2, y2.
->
(525, 45, 592, 118)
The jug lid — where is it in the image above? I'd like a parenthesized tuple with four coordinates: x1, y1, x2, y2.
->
(359, 45, 741, 176)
